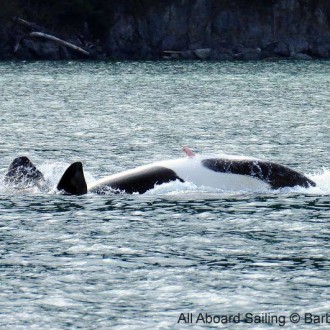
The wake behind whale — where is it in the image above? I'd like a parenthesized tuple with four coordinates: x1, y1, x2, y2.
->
(2, 147, 324, 196)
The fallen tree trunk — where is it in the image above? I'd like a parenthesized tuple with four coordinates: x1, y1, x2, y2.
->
(13, 17, 45, 32)
(29, 32, 90, 57)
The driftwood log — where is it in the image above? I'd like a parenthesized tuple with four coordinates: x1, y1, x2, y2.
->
(13, 17, 90, 57)
(13, 17, 45, 32)
(29, 32, 90, 57)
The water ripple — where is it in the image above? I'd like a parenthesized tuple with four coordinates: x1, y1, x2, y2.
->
(0, 61, 329, 329)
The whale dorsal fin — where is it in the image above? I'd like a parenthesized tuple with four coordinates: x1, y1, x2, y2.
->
(57, 162, 87, 195)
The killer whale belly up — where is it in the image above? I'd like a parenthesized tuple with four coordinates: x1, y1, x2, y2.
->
(5, 155, 316, 195)
(86, 156, 315, 194)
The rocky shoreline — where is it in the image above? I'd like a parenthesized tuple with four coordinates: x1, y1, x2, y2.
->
(1, 0, 330, 61)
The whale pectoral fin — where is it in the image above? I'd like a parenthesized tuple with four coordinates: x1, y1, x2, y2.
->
(57, 162, 87, 195)
(182, 146, 196, 158)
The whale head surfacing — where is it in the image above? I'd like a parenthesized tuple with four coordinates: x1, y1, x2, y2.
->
(5, 156, 45, 190)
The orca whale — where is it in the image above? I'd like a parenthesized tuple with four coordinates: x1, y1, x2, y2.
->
(5, 156, 45, 190)
(57, 150, 316, 195)
(5, 150, 316, 195)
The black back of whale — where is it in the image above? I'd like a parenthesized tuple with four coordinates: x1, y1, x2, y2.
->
(202, 159, 316, 189)
(57, 164, 183, 195)
(91, 166, 184, 194)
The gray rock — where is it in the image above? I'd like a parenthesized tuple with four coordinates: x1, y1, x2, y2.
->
(181, 50, 195, 59)
(37, 41, 60, 60)
(139, 6, 169, 48)
(188, 0, 212, 48)
(59, 45, 71, 59)
(292, 53, 313, 60)
(194, 48, 211, 59)
(210, 51, 233, 61)
(314, 45, 330, 58)
(246, 48, 262, 60)
(290, 38, 310, 54)
(273, 42, 290, 57)
(310, 36, 330, 58)
(213, 10, 238, 36)
(234, 48, 262, 60)
(21, 39, 38, 53)
(14, 44, 35, 60)
(21, 39, 60, 60)
(101, 0, 330, 60)
(5, 0, 330, 60)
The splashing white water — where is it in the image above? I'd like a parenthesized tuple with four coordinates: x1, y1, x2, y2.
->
(38, 162, 96, 194)
(302, 169, 330, 194)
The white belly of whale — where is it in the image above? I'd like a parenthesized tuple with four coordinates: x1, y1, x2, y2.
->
(160, 157, 270, 191)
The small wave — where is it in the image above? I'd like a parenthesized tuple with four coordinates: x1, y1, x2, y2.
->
(145, 180, 204, 196)
(40, 162, 96, 194)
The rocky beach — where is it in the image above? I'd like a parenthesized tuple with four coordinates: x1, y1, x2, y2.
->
(0, 0, 330, 60)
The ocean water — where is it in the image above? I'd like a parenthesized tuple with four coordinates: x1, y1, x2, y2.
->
(0, 60, 329, 329)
